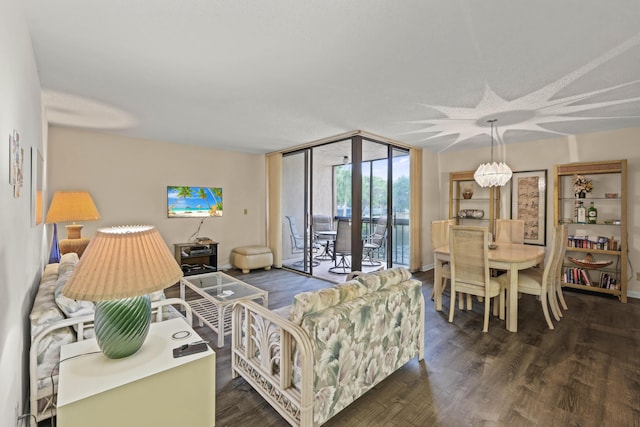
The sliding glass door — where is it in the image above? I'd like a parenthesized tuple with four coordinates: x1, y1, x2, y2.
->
(282, 150, 315, 274)
(391, 147, 411, 265)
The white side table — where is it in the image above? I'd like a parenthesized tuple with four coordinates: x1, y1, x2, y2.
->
(57, 318, 216, 427)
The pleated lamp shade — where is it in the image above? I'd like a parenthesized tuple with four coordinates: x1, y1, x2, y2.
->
(62, 225, 183, 300)
(45, 191, 101, 223)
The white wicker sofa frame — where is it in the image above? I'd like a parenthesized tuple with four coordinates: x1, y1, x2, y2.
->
(29, 298, 193, 426)
(231, 267, 425, 427)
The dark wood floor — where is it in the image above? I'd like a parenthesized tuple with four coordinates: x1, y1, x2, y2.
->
(172, 268, 640, 427)
(41, 268, 640, 427)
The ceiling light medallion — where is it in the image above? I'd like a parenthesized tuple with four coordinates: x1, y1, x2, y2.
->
(474, 119, 512, 187)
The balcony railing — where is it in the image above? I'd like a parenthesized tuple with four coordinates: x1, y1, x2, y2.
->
(334, 215, 410, 266)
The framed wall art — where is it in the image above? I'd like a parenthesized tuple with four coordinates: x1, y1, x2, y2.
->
(32, 147, 44, 225)
(511, 169, 547, 246)
(9, 129, 24, 197)
(167, 186, 223, 218)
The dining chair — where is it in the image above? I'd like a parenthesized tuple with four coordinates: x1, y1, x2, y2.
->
(430, 219, 455, 300)
(551, 224, 569, 315)
(449, 225, 505, 332)
(495, 219, 525, 244)
(497, 224, 563, 330)
(363, 216, 387, 266)
(329, 219, 352, 274)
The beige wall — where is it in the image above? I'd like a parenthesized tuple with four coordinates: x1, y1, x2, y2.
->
(0, 0, 47, 423)
(430, 127, 640, 297)
(49, 125, 639, 297)
(47, 126, 267, 268)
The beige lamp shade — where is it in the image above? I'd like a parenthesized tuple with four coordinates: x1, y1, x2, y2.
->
(45, 191, 101, 224)
(62, 225, 183, 301)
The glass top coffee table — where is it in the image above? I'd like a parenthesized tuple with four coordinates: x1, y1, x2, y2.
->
(180, 271, 268, 347)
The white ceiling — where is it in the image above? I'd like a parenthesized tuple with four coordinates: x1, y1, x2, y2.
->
(23, 1, 640, 154)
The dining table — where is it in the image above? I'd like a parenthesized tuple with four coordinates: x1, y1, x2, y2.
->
(314, 230, 337, 260)
(434, 242, 546, 332)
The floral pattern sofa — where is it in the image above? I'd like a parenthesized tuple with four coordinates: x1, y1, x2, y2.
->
(231, 267, 425, 426)
(29, 252, 192, 426)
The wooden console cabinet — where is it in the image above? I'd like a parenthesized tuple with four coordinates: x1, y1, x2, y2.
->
(175, 241, 218, 276)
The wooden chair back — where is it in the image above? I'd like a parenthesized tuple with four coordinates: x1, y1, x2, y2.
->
(495, 219, 525, 244)
(431, 219, 454, 249)
(449, 226, 490, 290)
(449, 225, 504, 332)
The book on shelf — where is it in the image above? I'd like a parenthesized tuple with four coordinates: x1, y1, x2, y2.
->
(564, 267, 621, 290)
(567, 235, 619, 251)
(598, 272, 619, 290)
(564, 267, 596, 286)
(579, 269, 592, 286)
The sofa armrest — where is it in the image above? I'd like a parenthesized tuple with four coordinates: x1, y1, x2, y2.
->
(29, 313, 95, 425)
(151, 297, 193, 326)
(232, 300, 315, 427)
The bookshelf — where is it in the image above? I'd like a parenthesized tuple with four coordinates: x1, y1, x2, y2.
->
(449, 170, 501, 238)
(553, 160, 627, 302)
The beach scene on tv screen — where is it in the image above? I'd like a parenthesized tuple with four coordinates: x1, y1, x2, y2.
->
(168, 186, 223, 217)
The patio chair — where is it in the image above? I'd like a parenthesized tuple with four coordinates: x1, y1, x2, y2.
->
(312, 214, 334, 260)
(285, 215, 319, 267)
(329, 219, 352, 274)
(362, 216, 387, 266)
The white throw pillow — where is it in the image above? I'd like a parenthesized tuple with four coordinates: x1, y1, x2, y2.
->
(54, 270, 94, 319)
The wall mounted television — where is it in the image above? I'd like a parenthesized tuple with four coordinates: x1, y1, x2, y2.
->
(167, 186, 223, 218)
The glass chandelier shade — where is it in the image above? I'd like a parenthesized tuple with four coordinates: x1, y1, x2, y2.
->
(474, 119, 512, 187)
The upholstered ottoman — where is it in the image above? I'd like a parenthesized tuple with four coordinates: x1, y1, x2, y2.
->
(231, 246, 273, 274)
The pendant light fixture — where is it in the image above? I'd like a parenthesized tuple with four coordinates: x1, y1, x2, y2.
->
(474, 119, 512, 187)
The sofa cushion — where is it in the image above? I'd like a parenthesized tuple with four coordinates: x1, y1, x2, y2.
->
(54, 270, 95, 319)
(58, 252, 79, 276)
(352, 266, 412, 292)
(30, 264, 65, 329)
(30, 264, 76, 389)
(296, 279, 424, 424)
(289, 280, 369, 325)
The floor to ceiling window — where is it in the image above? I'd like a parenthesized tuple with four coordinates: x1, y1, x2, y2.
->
(280, 133, 411, 280)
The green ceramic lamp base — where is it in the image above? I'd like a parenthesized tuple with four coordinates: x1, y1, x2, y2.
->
(94, 295, 152, 359)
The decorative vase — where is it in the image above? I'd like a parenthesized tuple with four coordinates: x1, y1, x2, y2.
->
(94, 295, 152, 359)
(462, 189, 473, 199)
(576, 191, 586, 198)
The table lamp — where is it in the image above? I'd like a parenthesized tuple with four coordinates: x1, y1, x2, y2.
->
(45, 191, 101, 260)
(62, 225, 183, 359)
